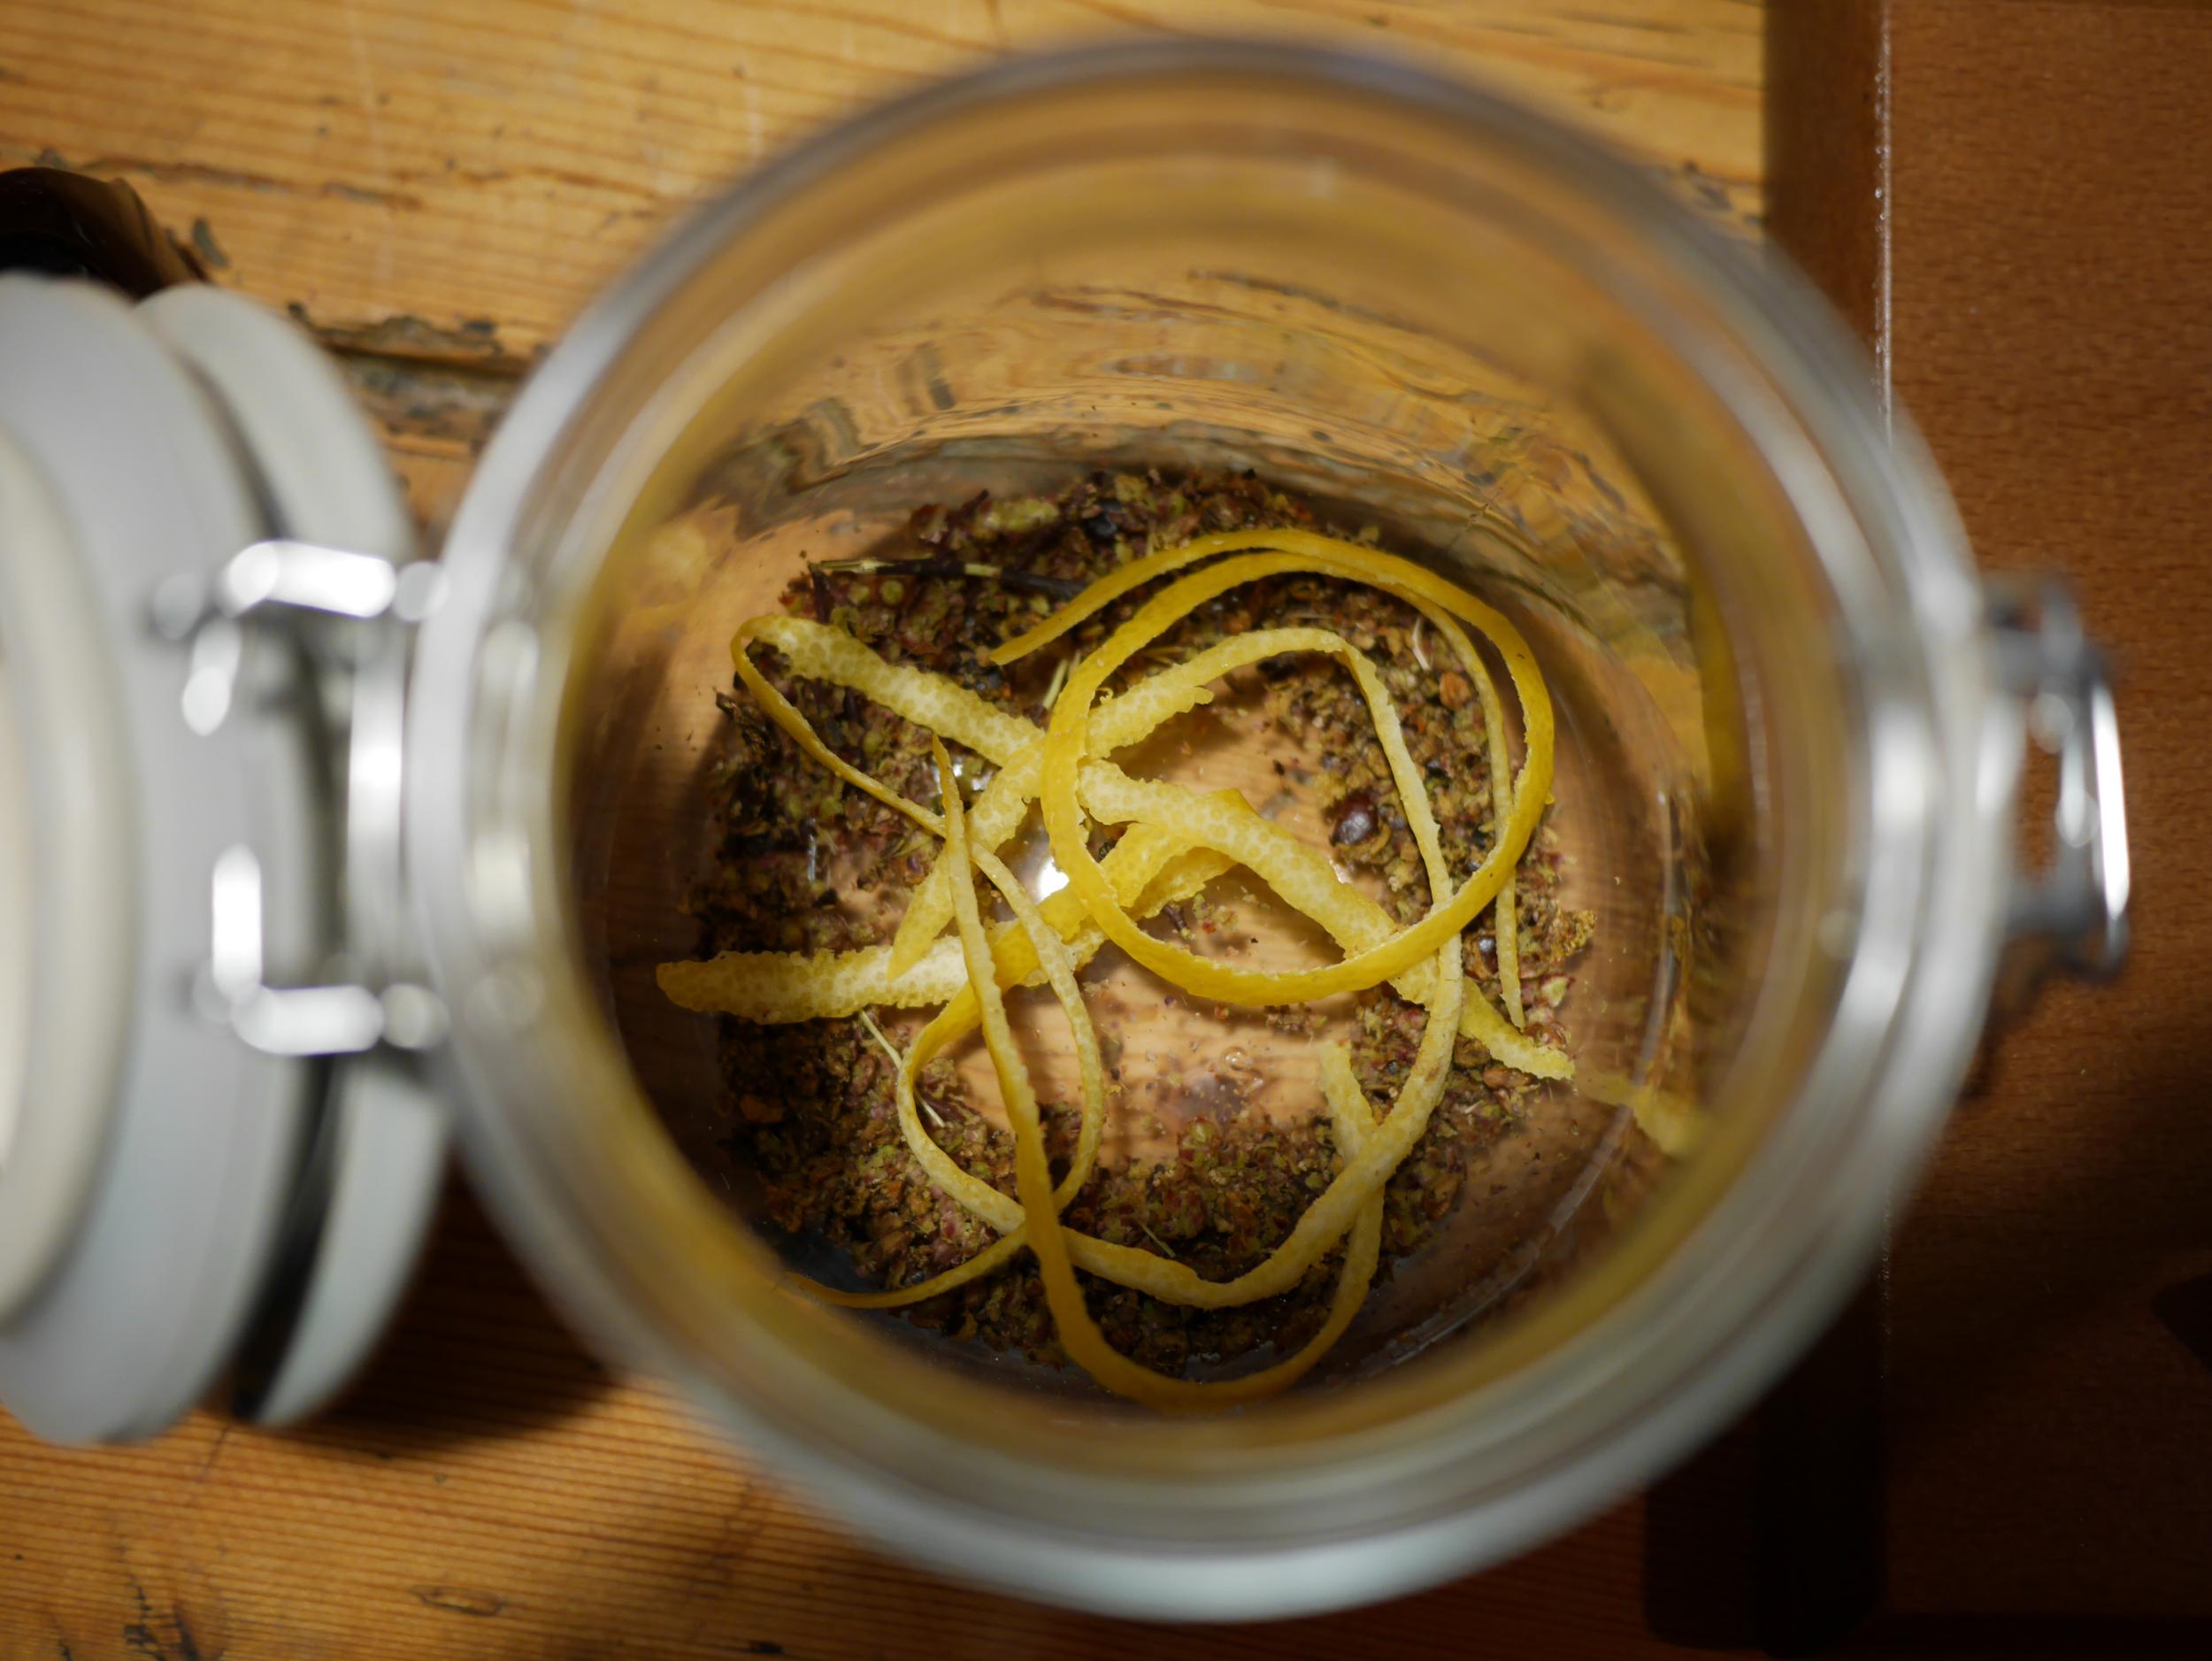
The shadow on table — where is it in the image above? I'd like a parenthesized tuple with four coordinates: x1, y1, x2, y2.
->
(284, 1179, 616, 1457)
(1641, 1000, 2212, 1656)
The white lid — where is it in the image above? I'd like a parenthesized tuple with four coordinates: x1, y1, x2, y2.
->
(0, 423, 134, 1315)
(0, 276, 443, 1440)
(141, 283, 448, 1427)
(0, 604, 25, 1178)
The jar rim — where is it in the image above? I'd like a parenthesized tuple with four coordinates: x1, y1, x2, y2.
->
(409, 38, 2000, 1617)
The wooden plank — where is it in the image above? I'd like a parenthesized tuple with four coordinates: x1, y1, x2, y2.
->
(1768, 1, 2212, 1651)
(0, 5, 1769, 1657)
(1879, 0, 2212, 1626)
(0, 0, 1761, 376)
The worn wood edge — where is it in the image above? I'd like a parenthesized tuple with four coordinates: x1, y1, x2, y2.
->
(1763, 0, 1889, 392)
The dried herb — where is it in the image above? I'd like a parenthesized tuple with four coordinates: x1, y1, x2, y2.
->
(679, 469, 1594, 1372)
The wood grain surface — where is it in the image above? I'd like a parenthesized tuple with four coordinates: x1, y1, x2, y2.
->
(27, 4, 2211, 1658)
(0, 5, 1770, 1659)
(0, 0, 1761, 545)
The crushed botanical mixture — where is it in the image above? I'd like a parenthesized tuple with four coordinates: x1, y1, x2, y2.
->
(664, 471, 1593, 1391)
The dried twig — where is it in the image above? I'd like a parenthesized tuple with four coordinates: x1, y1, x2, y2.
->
(1040, 650, 1073, 713)
(855, 1006, 902, 1067)
(855, 1008, 948, 1130)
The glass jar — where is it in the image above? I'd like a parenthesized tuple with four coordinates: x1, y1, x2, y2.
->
(404, 42, 2124, 1615)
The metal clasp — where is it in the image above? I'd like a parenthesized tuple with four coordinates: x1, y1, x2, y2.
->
(151, 539, 447, 735)
(195, 845, 446, 1055)
(155, 540, 447, 1059)
(1988, 576, 2130, 982)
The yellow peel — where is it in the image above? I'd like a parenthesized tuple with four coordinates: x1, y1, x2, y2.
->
(1421, 604, 1525, 1027)
(732, 614, 1567, 1074)
(742, 611, 1230, 980)
(657, 821, 1232, 1025)
(803, 668, 1470, 1317)
(1028, 540, 1554, 1009)
(658, 936, 970, 1022)
(841, 813, 1239, 1248)
(849, 647, 1470, 1317)
(884, 763, 1037, 975)
(1074, 767, 1567, 1080)
(880, 624, 1304, 976)
(732, 638, 944, 839)
(1007, 576, 1471, 1391)
(677, 525, 1578, 1400)
(832, 627, 1486, 1318)
(749, 612, 1038, 763)
(817, 738, 1111, 1310)
(880, 742, 1087, 1301)
(935, 735, 1394, 1409)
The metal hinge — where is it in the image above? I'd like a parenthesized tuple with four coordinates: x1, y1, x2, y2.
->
(151, 539, 447, 735)
(194, 845, 446, 1055)
(1988, 575, 2130, 983)
(156, 539, 449, 1058)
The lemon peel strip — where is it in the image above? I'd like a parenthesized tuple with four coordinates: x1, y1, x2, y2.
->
(807, 634, 1468, 1315)
(934, 738, 1391, 1409)
(655, 824, 1230, 1023)
(668, 528, 1589, 1399)
(1027, 542, 1552, 1008)
(720, 613, 1564, 1074)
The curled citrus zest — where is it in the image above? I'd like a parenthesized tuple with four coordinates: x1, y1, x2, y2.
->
(664, 525, 1585, 1403)
(708, 808, 1233, 1259)
(816, 738, 1110, 1309)
(1011, 574, 1468, 1390)
(731, 614, 1566, 1073)
(1423, 603, 1525, 1027)
(656, 823, 1233, 1024)
(983, 528, 1432, 667)
(984, 528, 1262, 665)
(935, 737, 1395, 1409)
(658, 936, 968, 1023)
(758, 604, 1500, 992)
(738, 611, 1219, 985)
(886, 613, 1517, 984)
(862, 815, 1222, 1242)
(1029, 540, 1554, 1010)
(1075, 768, 1565, 1081)
(885, 768, 1037, 976)
(749, 612, 1039, 763)
(733, 625, 949, 841)
(864, 623, 1292, 974)
(830, 631, 1471, 1317)
(886, 624, 1314, 975)
(1580, 1071, 1706, 1157)
(818, 816, 1239, 1310)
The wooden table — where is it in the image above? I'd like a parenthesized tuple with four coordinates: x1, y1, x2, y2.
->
(4, 3, 2208, 1657)
(0, 8, 1761, 1654)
